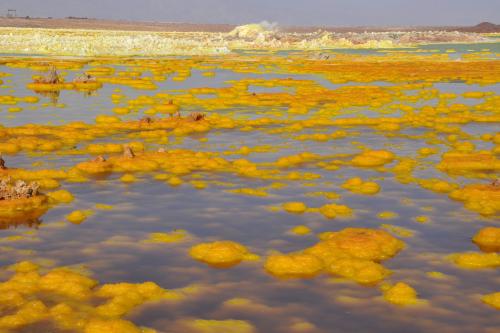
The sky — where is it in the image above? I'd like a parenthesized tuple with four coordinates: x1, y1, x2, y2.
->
(0, 0, 498, 27)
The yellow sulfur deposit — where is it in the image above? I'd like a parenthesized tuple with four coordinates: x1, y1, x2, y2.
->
(168, 176, 183, 187)
(190, 241, 259, 267)
(451, 228, 500, 269)
(183, 319, 256, 333)
(94, 281, 184, 317)
(451, 252, 500, 269)
(449, 184, 500, 216)
(0, 261, 189, 332)
(327, 258, 390, 284)
(265, 228, 404, 283)
(282, 201, 308, 214)
(95, 203, 113, 210)
(47, 190, 74, 204)
(66, 210, 89, 224)
(481, 292, 500, 310)
(313, 228, 405, 262)
(144, 230, 189, 243)
(426, 271, 449, 279)
(229, 188, 268, 197)
(351, 150, 395, 167)
(438, 153, 500, 175)
(120, 174, 138, 183)
(264, 253, 324, 278)
(290, 225, 312, 235)
(415, 215, 429, 224)
(382, 282, 421, 306)
(318, 203, 353, 219)
(380, 224, 414, 238)
(84, 319, 152, 333)
(342, 177, 381, 195)
(377, 211, 399, 219)
(37, 178, 60, 190)
(0, 195, 48, 224)
(473, 227, 500, 252)
(76, 159, 113, 174)
(419, 179, 458, 194)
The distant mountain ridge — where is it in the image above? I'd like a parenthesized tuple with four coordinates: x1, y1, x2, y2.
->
(0, 17, 498, 34)
(458, 22, 500, 33)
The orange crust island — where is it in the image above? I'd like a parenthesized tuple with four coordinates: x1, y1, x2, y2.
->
(0, 195, 48, 226)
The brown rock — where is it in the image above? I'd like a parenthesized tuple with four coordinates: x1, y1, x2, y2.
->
(123, 145, 135, 158)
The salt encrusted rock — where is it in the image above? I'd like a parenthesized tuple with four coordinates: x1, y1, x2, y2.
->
(187, 112, 206, 121)
(73, 73, 96, 83)
(139, 116, 154, 124)
(0, 177, 40, 200)
(122, 145, 135, 158)
(92, 155, 106, 162)
(34, 65, 61, 84)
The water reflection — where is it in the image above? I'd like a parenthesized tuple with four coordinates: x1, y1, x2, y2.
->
(0, 217, 42, 230)
(33, 89, 60, 104)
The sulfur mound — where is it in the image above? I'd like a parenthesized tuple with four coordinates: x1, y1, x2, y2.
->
(437, 152, 500, 175)
(265, 228, 404, 284)
(473, 227, 500, 252)
(452, 252, 500, 269)
(282, 201, 307, 214)
(0, 177, 48, 225)
(264, 253, 323, 278)
(190, 241, 259, 267)
(0, 261, 187, 332)
(351, 150, 395, 167)
(382, 282, 421, 305)
(326, 258, 390, 284)
(341, 177, 380, 195)
(290, 225, 312, 235)
(315, 228, 405, 262)
(318, 203, 353, 219)
(76, 156, 112, 174)
(449, 184, 500, 216)
(66, 210, 88, 224)
(481, 292, 500, 310)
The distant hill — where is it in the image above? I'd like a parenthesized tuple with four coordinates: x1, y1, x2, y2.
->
(457, 22, 500, 33)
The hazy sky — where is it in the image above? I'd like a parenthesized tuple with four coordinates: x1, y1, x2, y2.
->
(1, 0, 498, 27)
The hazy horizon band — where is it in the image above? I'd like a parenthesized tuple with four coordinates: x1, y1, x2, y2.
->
(0, 0, 498, 27)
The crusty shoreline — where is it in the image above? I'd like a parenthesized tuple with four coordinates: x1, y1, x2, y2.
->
(0, 20, 496, 57)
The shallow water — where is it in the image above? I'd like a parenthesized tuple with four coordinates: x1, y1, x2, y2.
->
(0, 46, 499, 333)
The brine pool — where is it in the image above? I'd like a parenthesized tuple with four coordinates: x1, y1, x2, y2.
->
(0, 46, 499, 333)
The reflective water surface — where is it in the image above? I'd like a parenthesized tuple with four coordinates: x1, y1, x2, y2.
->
(0, 45, 499, 333)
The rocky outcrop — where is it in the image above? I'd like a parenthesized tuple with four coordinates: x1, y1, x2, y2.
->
(33, 65, 61, 84)
(0, 177, 40, 200)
